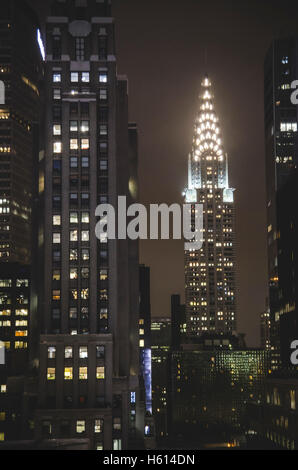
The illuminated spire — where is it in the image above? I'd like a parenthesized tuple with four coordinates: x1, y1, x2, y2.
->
(193, 75, 224, 162)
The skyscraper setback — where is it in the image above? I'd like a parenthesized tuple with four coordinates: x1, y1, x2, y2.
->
(184, 76, 236, 338)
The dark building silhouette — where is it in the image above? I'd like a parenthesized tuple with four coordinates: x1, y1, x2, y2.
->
(264, 38, 298, 369)
(171, 294, 186, 350)
(0, 0, 43, 443)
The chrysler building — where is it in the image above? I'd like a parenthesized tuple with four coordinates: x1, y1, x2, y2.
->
(184, 76, 237, 337)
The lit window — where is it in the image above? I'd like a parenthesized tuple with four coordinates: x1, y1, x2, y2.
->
(70, 268, 78, 280)
(81, 212, 89, 223)
(81, 72, 89, 83)
(0, 385, 6, 393)
(16, 279, 29, 287)
(70, 212, 78, 224)
(69, 308, 77, 319)
(80, 120, 89, 132)
(71, 72, 79, 83)
(64, 367, 73, 380)
(52, 270, 60, 281)
(76, 420, 85, 434)
(70, 230, 78, 242)
(53, 73, 61, 83)
(79, 346, 88, 359)
(100, 270, 108, 281)
(82, 249, 89, 261)
(99, 73, 107, 83)
(81, 268, 89, 279)
(53, 215, 61, 226)
(100, 125, 107, 135)
(70, 138, 78, 150)
(53, 142, 62, 153)
(290, 390, 296, 410)
(53, 233, 61, 244)
(95, 419, 103, 433)
(113, 439, 122, 451)
(96, 366, 105, 379)
(47, 368, 55, 380)
(70, 120, 78, 132)
(79, 367, 88, 380)
(65, 346, 73, 358)
(81, 230, 89, 242)
(53, 124, 61, 136)
(81, 289, 89, 300)
(139, 339, 144, 347)
(70, 249, 78, 261)
(52, 290, 60, 301)
(81, 138, 89, 149)
(48, 346, 56, 359)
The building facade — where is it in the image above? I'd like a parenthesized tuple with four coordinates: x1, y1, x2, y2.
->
(35, 0, 141, 450)
(264, 38, 298, 368)
(184, 76, 236, 337)
(0, 0, 43, 444)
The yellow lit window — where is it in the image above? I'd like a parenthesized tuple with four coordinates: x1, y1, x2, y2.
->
(96, 366, 105, 380)
(64, 367, 73, 380)
(0, 412, 5, 421)
(0, 432, 4, 441)
(15, 330, 27, 337)
(47, 368, 55, 380)
(79, 367, 88, 380)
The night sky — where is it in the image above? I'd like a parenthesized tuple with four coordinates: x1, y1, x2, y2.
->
(30, 0, 298, 346)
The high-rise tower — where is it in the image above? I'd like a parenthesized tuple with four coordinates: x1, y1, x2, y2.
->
(184, 76, 236, 337)
(35, 0, 141, 450)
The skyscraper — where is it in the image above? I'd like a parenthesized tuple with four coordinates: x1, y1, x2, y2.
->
(184, 76, 236, 337)
(0, 0, 43, 443)
(264, 38, 298, 368)
(34, 0, 141, 450)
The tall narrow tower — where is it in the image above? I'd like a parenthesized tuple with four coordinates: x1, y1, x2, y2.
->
(184, 76, 236, 337)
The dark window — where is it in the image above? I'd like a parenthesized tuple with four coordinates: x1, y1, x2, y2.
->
(75, 37, 85, 61)
(53, 36, 61, 60)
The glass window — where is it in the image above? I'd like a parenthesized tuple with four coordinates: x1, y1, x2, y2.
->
(53, 124, 61, 135)
(95, 419, 103, 433)
(100, 270, 108, 281)
(71, 72, 79, 83)
(81, 231, 89, 242)
(81, 212, 89, 224)
(96, 345, 105, 359)
(81, 72, 89, 83)
(53, 215, 61, 226)
(81, 267, 89, 279)
(99, 72, 107, 83)
(70, 120, 78, 132)
(100, 125, 107, 136)
(52, 290, 60, 301)
(52, 270, 61, 281)
(70, 289, 78, 300)
(70, 268, 78, 280)
(69, 249, 78, 261)
(79, 347, 88, 359)
(100, 88, 107, 100)
(81, 289, 89, 300)
(47, 368, 55, 380)
(96, 366, 105, 379)
(76, 420, 85, 434)
(80, 120, 89, 132)
(53, 142, 62, 153)
(75, 38, 85, 61)
(53, 233, 61, 244)
(113, 417, 121, 431)
(70, 230, 78, 242)
(53, 73, 61, 83)
(81, 138, 89, 150)
(48, 347, 56, 359)
(79, 367, 88, 380)
(81, 156, 89, 168)
(53, 88, 61, 100)
(100, 160, 108, 171)
(70, 212, 78, 224)
(64, 367, 73, 380)
(81, 249, 89, 261)
(70, 139, 78, 150)
(0, 279, 12, 288)
(69, 308, 77, 319)
(70, 156, 78, 168)
(113, 439, 122, 451)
